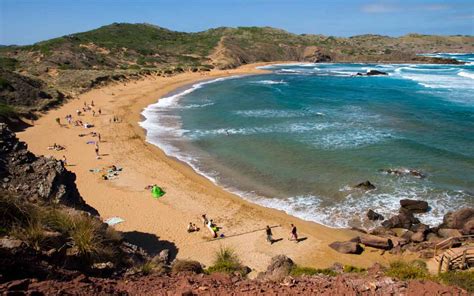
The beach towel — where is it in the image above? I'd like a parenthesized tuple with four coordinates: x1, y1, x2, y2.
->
(151, 185, 165, 198)
(105, 217, 125, 226)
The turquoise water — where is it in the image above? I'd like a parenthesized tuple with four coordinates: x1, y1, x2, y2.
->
(141, 53, 474, 228)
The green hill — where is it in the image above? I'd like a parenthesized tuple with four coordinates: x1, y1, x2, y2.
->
(0, 23, 473, 122)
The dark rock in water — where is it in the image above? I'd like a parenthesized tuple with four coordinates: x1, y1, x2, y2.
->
(383, 168, 425, 178)
(367, 209, 384, 221)
(439, 207, 474, 232)
(329, 241, 363, 254)
(366, 70, 388, 76)
(355, 70, 388, 76)
(359, 234, 393, 250)
(400, 199, 429, 213)
(382, 208, 420, 229)
(354, 180, 376, 190)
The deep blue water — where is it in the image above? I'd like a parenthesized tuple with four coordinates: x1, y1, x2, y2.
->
(141, 53, 474, 228)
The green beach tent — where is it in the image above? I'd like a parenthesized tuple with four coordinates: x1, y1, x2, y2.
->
(151, 185, 165, 199)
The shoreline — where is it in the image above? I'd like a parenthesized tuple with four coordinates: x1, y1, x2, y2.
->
(17, 62, 412, 273)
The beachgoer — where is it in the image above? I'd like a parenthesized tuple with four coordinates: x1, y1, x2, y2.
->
(290, 224, 298, 242)
(192, 223, 200, 232)
(91, 100, 94, 107)
(95, 143, 100, 159)
(201, 214, 208, 226)
(84, 101, 87, 107)
(62, 155, 67, 166)
(98, 108, 102, 115)
(55, 117, 61, 126)
(187, 222, 195, 233)
(98, 133, 101, 142)
(266, 225, 273, 244)
(92, 110, 96, 117)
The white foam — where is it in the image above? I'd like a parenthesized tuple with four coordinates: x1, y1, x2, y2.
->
(252, 80, 288, 85)
(458, 70, 474, 80)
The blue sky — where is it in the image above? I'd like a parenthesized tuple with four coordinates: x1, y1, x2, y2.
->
(1, 0, 473, 45)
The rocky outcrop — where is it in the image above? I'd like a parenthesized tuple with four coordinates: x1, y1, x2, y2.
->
(0, 124, 93, 212)
(382, 208, 420, 229)
(367, 209, 384, 221)
(329, 241, 363, 254)
(439, 208, 474, 234)
(0, 266, 468, 295)
(354, 180, 376, 190)
(400, 199, 429, 213)
(259, 255, 294, 281)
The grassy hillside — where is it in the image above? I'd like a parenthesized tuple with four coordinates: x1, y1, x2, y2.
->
(0, 23, 472, 121)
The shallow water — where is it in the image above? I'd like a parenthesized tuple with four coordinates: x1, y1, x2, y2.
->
(141, 53, 474, 228)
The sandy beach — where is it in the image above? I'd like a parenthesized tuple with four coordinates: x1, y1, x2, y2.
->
(17, 63, 413, 274)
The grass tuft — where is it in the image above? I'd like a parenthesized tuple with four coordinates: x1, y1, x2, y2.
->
(290, 266, 337, 277)
(206, 246, 245, 275)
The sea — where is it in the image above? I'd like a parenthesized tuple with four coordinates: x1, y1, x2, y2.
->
(140, 53, 474, 228)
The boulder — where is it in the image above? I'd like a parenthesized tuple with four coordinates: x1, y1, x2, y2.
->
(400, 199, 429, 213)
(382, 209, 420, 229)
(354, 180, 376, 190)
(437, 228, 462, 239)
(410, 223, 430, 234)
(440, 208, 474, 230)
(367, 209, 384, 221)
(263, 255, 295, 281)
(359, 234, 393, 250)
(462, 219, 474, 235)
(410, 232, 425, 243)
(329, 241, 363, 254)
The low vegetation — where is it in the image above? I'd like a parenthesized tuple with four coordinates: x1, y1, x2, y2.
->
(438, 270, 474, 292)
(171, 259, 203, 274)
(0, 191, 122, 265)
(385, 259, 430, 280)
(290, 266, 337, 277)
(206, 246, 248, 275)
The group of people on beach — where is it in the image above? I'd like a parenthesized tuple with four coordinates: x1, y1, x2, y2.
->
(265, 224, 298, 244)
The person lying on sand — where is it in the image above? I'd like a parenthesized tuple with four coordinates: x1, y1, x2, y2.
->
(48, 143, 65, 151)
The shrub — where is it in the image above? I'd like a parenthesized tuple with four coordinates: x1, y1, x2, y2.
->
(438, 270, 474, 292)
(206, 247, 247, 275)
(0, 103, 16, 118)
(12, 220, 46, 250)
(385, 260, 429, 280)
(290, 266, 337, 277)
(343, 265, 366, 273)
(172, 259, 203, 274)
(0, 192, 32, 231)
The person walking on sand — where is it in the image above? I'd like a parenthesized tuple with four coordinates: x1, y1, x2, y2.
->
(55, 117, 61, 126)
(95, 142, 100, 159)
(62, 155, 67, 166)
(266, 225, 274, 244)
(289, 224, 298, 242)
(98, 108, 102, 115)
